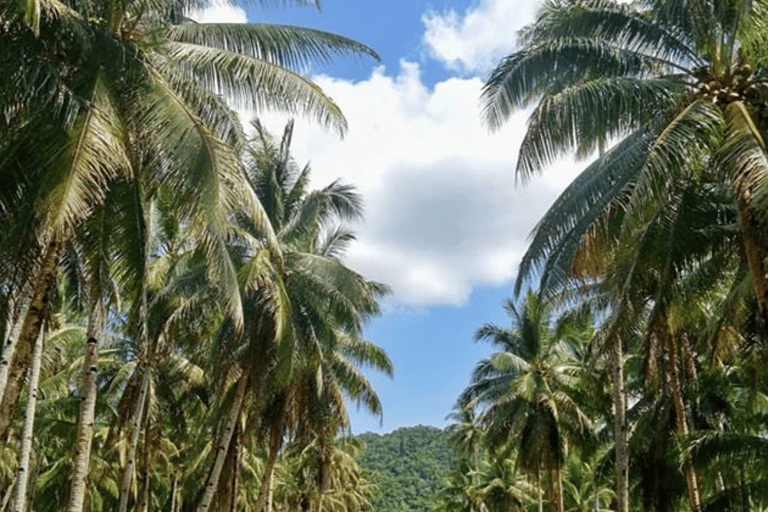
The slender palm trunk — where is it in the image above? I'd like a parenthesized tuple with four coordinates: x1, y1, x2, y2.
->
(136, 429, 150, 512)
(118, 371, 150, 512)
(1, 474, 16, 512)
(11, 325, 44, 512)
(665, 330, 701, 511)
(545, 464, 557, 512)
(67, 303, 103, 512)
(197, 373, 249, 512)
(736, 198, 768, 330)
(0, 238, 61, 453)
(256, 418, 285, 512)
(611, 338, 629, 512)
(229, 424, 242, 512)
(537, 467, 543, 512)
(555, 465, 564, 512)
(171, 476, 179, 512)
(0, 279, 36, 405)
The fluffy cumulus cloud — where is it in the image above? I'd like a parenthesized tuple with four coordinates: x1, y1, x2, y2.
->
(192, 0, 585, 306)
(188, 0, 247, 23)
(259, 62, 582, 306)
(422, 0, 539, 74)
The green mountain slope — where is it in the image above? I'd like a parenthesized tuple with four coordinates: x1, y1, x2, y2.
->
(355, 425, 454, 512)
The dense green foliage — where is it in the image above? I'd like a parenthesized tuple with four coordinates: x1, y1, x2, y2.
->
(355, 426, 454, 512)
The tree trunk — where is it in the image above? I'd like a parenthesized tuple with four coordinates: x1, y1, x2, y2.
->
(137, 431, 150, 512)
(545, 464, 556, 512)
(664, 329, 701, 511)
(611, 338, 629, 512)
(555, 464, 564, 512)
(736, 197, 768, 330)
(255, 413, 285, 512)
(229, 423, 242, 512)
(67, 302, 103, 512)
(197, 373, 249, 512)
(0, 279, 36, 407)
(118, 371, 150, 512)
(0, 238, 61, 453)
(536, 466, 543, 512)
(12, 325, 44, 512)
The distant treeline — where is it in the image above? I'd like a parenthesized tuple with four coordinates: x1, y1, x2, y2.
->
(354, 425, 454, 512)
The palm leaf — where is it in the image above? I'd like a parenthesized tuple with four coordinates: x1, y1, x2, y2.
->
(36, 70, 131, 235)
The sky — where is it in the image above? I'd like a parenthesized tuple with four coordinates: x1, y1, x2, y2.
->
(192, 0, 586, 434)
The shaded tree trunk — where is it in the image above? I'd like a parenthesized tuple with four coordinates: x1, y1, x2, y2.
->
(736, 197, 768, 330)
(197, 373, 249, 512)
(229, 423, 242, 512)
(67, 302, 103, 512)
(12, 325, 44, 512)
(611, 338, 629, 512)
(256, 412, 286, 512)
(213, 422, 242, 512)
(0, 238, 61, 453)
(664, 329, 701, 511)
(118, 371, 150, 512)
(0, 279, 36, 407)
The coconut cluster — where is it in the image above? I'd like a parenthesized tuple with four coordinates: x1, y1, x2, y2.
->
(697, 63, 768, 124)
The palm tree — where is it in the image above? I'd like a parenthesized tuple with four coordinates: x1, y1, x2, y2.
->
(1, 1, 380, 507)
(194, 120, 391, 511)
(484, 0, 768, 324)
(0, 0, 379, 469)
(460, 291, 591, 512)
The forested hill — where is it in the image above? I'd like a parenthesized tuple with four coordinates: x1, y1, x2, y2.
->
(355, 425, 454, 512)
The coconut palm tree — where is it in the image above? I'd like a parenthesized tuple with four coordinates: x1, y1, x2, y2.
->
(460, 291, 592, 512)
(483, 0, 768, 327)
(0, 0, 379, 473)
(193, 120, 391, 511)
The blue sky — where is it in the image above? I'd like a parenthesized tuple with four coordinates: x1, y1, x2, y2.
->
(193, 0, 585, 433)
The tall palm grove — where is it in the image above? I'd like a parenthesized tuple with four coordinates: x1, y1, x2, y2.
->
(436, 1, 768, 512)
(0, 0, 392, 510)
(6, 0, 768, 512)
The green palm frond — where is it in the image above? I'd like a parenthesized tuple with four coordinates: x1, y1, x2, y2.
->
(36, 71, 131, 235)
(482, 36, 686, 131)
(166, 22, 378, 70)
(318, 226, 356, 259)
(336, 333, 393, 378)
(721, 101, 768, 213)
(160, 41, 349, 134)
(621, 100, 724, 232)
(516, 77, 683, 178)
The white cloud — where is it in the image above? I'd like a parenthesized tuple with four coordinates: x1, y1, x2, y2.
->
(422, 0, 539, 74)
(257, 60, 582, 306)
(188, 0, 247, 23)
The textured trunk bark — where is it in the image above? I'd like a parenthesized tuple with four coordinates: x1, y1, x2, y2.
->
(0, 279, 36, 406)
(611, 338, 629, 512)
(736, 197, 768, 330)
(228, 424, 242, 512)
(255, 418, 284, 512)
(214, 422, 241, 512)
(0, 238, 61, 453)
(663, 326, 701, 511)
(67, 302, 103, 512)
(536, 467, 543, 512)
(555, 465, 564, 512)
(118, 371, 150, 512)
(12, 325, 44, 512)
(136, 423, 151, 512)
(545, 464, 556, 512)
(197, 373, 248, 512)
